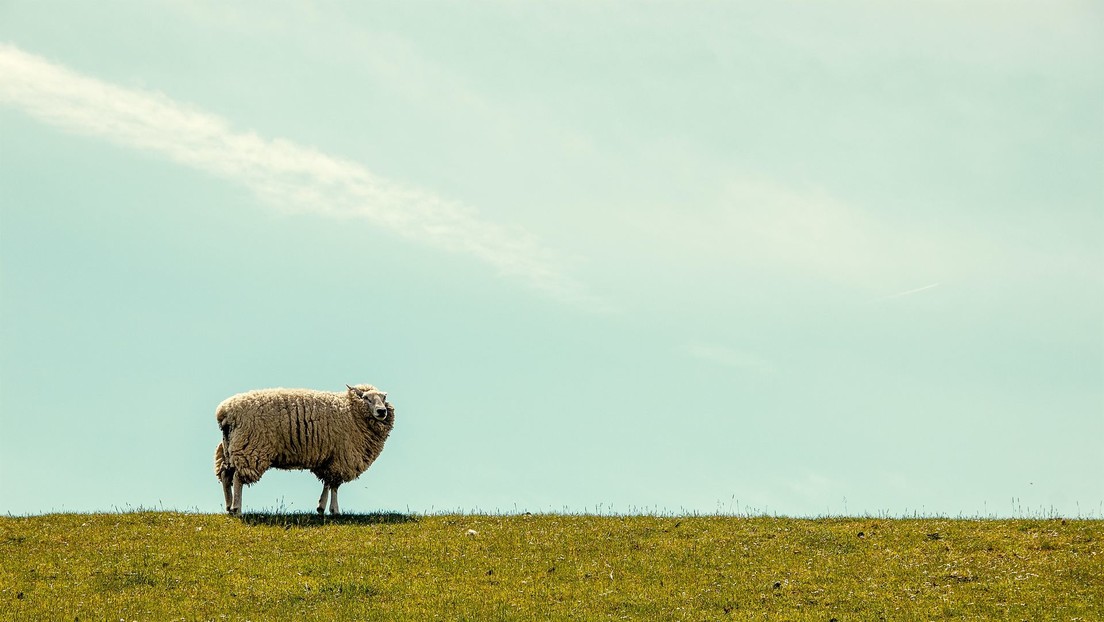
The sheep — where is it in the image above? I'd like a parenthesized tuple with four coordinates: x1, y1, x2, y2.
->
(213, 384, 395, 515)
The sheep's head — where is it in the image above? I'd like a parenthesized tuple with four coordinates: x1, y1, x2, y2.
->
(347, 384, 391, 422)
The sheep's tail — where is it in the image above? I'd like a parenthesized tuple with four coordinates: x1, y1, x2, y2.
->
(220, 423, 232, 465)
(215, 397, 233, 479)
(214, 440, 226, 479)
(215, 401, 233, 460)
(214, 425, 235, 478)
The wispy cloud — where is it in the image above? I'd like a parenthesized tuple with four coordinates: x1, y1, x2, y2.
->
(876, 282, 941, 301)
(0, 44, 601, 309)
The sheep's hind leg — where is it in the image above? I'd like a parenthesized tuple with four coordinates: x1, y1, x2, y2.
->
(317, 484, 330, 515)
(230, 471, 243, 516)
(221, 467, 235, 513)
(328, 483, 341, 515)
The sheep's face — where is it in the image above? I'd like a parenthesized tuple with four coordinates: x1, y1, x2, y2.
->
(347, 384, 391, 422)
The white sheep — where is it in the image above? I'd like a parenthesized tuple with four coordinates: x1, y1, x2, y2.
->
(214, 384, 395, 515)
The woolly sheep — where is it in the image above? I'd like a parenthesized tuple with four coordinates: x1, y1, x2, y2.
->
(214, 384, 395, 515)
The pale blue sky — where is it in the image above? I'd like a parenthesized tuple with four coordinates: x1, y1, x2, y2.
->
(1, 1, 1101, 517)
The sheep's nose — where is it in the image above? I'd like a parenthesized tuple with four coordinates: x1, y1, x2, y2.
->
(375, 408, 387, 417)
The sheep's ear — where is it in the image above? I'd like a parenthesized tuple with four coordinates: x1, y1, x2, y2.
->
(346, 384, 358, 394)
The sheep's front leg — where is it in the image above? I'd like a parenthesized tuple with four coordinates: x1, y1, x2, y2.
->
(317, 484, 330, 515)
(230, 471, 243, 516)
(328, 483, 341, 515)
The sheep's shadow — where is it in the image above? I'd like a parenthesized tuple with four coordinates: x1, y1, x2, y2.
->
(238, 511, 417, 528)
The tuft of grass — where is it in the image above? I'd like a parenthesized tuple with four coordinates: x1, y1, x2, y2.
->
(0, 512, 1101, 620)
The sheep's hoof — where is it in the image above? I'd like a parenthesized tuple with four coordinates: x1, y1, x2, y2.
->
(316, 508, 325, 515)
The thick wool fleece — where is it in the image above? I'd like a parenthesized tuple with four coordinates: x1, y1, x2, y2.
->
(214, 385, 394, 487)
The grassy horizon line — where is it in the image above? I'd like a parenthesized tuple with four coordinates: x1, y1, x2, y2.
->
(6, 501, 1104, 521)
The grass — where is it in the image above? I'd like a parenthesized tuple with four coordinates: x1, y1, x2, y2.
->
(1, 511, 1101, 620)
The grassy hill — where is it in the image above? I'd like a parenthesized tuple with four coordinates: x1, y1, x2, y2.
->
(1, 512, 1100, 620)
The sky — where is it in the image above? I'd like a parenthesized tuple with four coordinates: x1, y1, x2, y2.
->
(1, 1, 1101, 517)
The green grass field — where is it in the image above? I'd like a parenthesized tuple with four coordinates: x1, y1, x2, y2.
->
(1, 511, 1100, 620)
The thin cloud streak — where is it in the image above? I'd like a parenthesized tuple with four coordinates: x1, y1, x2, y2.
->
(878, 282, 941, 301)
(0, 44, 602, 309)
